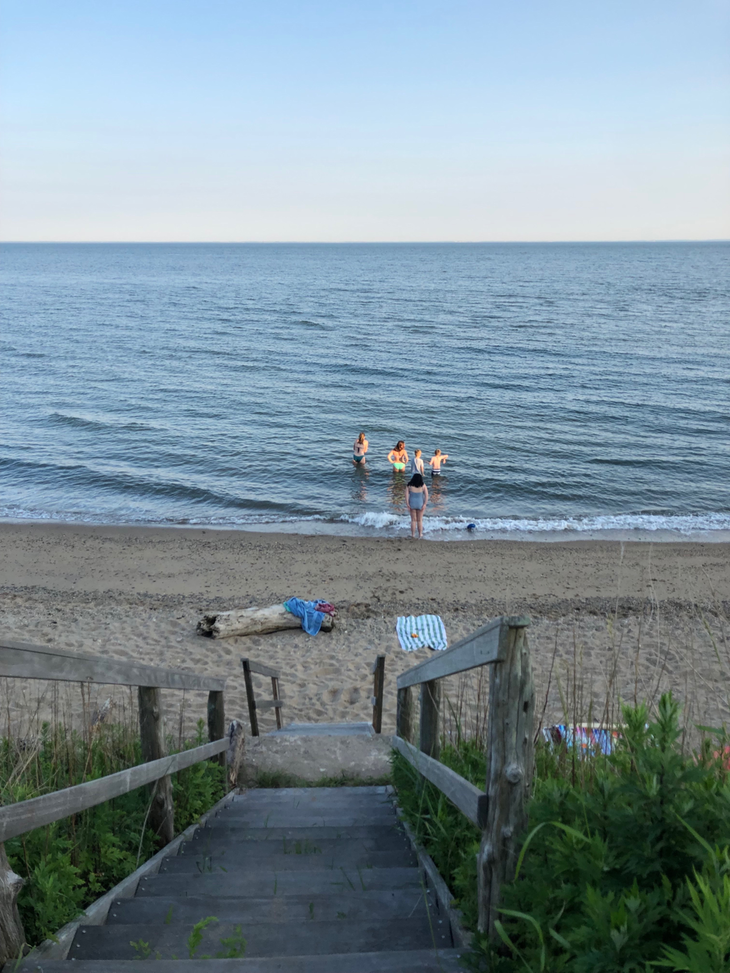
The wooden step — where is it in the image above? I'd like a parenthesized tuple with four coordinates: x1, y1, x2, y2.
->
(136, 866, 422, 898)
(160, 849, 416, 873)
(201, 810, 396, 829)
(270, 722, 375, 737)
(233, 787, 390, 799)
(186, 825, 407, 843)
(180, 833, 411, 858)
(16, 948, 465, 972)
(229, 789, 392, 803)
(106, 889, 436, 925)
(70, 916, 449, 960)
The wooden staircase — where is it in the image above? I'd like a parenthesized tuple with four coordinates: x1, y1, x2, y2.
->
(20, 787, 463, 972)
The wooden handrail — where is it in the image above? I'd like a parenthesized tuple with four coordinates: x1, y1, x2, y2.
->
(392, 737, 487, 828)
(242, 658, 283, 734)
(0, 635, 231, 959)
(245, 660, 281, 679)
(396, 615, 529, 689)
(0, 639, 226, 692)
(0, 738, 228, 844)
(394, 614, 534, 942)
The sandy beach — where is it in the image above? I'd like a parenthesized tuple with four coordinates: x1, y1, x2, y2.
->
(1, 523, 729, 743)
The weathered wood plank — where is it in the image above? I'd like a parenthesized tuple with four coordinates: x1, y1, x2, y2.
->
(207, 690, 225, 765)
(397, 812, 473, 950)
(396, 616, 529, 689)
(255, 699, 284, 711)
(392, 737, 486, 828)
(0, 640, 225, 691)
(13, 949, 465, 972)
(138, 687, 174, 845)
(271, 677, 283, 731)
(419, 680, 441, 760)
(372, 655, 385, 734)
(241, 658, 260, 736)
(478, 626, 535, 937)
(0, 739, 227, 844)
(397, 686, 414, 743)
(248, 660, 281, 679)
(0, 842, 25, 967)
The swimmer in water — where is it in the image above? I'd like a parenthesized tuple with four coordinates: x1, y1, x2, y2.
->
(429, 449, 449, 475)
(353, 432, 369, 465)
(388, 441, 409, 472)
(410, 449, 425, 476)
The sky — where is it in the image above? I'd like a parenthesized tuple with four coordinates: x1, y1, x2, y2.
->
(1, 0, 729, 241)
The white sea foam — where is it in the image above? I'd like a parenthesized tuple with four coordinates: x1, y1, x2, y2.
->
(339, 510, 730, 536)
(2, 503, 729, 540)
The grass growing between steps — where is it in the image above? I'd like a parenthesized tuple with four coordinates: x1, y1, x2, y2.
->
(393, 695, 730, 971)
(1, 718, 226, 946)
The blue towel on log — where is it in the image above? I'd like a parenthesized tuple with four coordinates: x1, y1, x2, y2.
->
(284, 597, 327, 636)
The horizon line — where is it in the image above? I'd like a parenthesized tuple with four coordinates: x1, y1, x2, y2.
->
(1, 238, 728, 246)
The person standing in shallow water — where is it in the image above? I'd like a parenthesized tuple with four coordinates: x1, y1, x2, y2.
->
(352, 432, 369, 465)
(388, 441, 409, 472)
(405, 473, 428, 538)
(410, 449, 425, 476)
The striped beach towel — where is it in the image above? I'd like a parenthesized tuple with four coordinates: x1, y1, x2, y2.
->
(396, 615, 448, 652)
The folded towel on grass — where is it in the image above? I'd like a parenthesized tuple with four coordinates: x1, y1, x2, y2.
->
(396, 614, 448, 652)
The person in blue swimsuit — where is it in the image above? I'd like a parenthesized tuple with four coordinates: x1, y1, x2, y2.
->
(353, 432, 369, 465)
(405, 473, 429, 538)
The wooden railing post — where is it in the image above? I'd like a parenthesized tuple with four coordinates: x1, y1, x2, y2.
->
(0, 842, 25, 966)
(138, 686, 174, 846)
(241, 659, 259, 736)
(207, 690, 225, 765)
(372, 655, 385, 734)
(420, 679, 441, 760)
(271, 676, 282, 731)
(397, 686, 414, 743)
(477, 621, 534, 937)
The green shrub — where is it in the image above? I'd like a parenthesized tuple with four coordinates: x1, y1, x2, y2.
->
(490, 693, 730, 971)
(393, 694, 730, 971)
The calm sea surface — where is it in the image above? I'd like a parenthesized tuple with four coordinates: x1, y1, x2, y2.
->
(1, 243, 728, 539)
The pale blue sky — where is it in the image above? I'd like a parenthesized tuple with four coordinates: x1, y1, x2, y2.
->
(2, 0, 728, 241)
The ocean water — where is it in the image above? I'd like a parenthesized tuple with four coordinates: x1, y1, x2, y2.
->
(1, 242, 728, 540)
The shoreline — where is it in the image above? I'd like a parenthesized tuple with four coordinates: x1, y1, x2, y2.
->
(2, 515, 730, 546)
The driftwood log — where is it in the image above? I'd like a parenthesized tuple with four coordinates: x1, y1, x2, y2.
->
(197, 604, 334, 639)
(0, 842, 25, 965)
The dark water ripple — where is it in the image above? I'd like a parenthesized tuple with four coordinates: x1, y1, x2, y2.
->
(1, 242, 728, 537)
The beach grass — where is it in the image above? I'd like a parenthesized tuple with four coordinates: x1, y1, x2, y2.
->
(0, 695, 226, 946)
